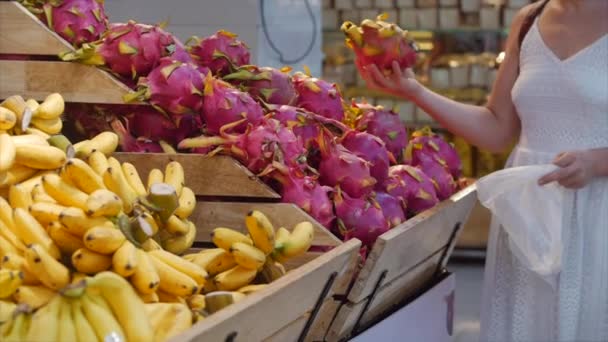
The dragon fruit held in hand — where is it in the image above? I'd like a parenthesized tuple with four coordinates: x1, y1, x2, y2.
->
(341, 13, 417, 75)
(60, 21, 191, 81)
(292, 72, 345, 122)
(405, 126, 462, 179)
(110, 118, 164, 152)
(43, 0, 108, 47)
(374, 191, 406, 227)
(317, 132, 376, 198)
(341, 130, 392, 185)
(416, 155, 457, 200)
(354, 102, 408, 162)
(187, 30, 250, 76)
(200, 74, 264, 135)
(334, 188, 389, 248)
(124, 57, 204, 116)
(224, 66, 297, 106)
(383, 164, 438, 216)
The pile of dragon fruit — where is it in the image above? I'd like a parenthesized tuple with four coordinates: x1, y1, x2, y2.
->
(28, 0, 462, 249)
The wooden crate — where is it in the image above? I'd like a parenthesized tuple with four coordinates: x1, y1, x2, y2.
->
(324, 185, 477, 341)
(0, 1, 135, 104)
(112, 153, 361, 341)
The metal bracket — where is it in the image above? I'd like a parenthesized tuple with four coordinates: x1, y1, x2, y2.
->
(436, 222, 462, 275)
(351, 269, 388, 336)
(297, 271, 338, 342)
(225, 331, 237, 342)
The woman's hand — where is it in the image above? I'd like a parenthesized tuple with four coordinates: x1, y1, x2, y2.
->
(360, 61, 422, 101)
(538, 150, 599, 189)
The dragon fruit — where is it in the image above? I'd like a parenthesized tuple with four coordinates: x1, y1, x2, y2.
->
(63, 103, 115, 139)
(187, 30, 250, 76)
(124, 57, 204, 116)
(383, 164, 439, 216)
(272, 170, 335, 228)
(224, 66, 297, 106)
(374, 191, 406, 227)
(416, 155, 457, 201)
(341, 130, 392, 185)
(110, 119, 164, 152)
(334, 188, 389, 248)
(292, 72, 345, 122)
(354, 102, 408, 162)
(341, 13, 417, 75)
(42, 0, 108, 47)
(200, 74, 264, 135)
(317, 132, 376, 198)
(405, 127, 462, 179)
(122, 106, 179, 144)
(60, 21, 192, 81)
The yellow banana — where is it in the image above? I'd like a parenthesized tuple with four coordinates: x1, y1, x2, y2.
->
(0, 107, 17, 130)
(10, 134, 48, 146)
(70, 299, 98, 342)
(245, 210, 276, 255)
(230, 242, 267, 270)
(148, 252, 199, 297)
(0, 234, 19, 257)
(0, 95, 26, 124)
(146, 168, 164, 191)
(59, 207, 113, 237)
(156, 290, 187, 304)
(0, 165, 37, 187)
(148, 249, 208, 286)
(0, 300, 17, 323)
(276, 221, 314, 258)
(73, 140, 92, 158)
(164, 161, 185, 196)
(214, 265, 257, 291)
(186, 294, 206, 311)
(13, 208, 61, 259)
(88, 271, 154, 342)
(72, 248, 112, 274)
(158, 140, 177, 154)
(162, 220, 196, 255)
(85, 189, 123, 217)
(57, 297, 77, 342)
(25, 98, 39, 112)
(131, 249, 160, 294)
(102, 166, 137, 214)
(29, 202, 66, 226)
(16, 171, 47, 191)
(165, 215, 190, 235)
(187, 248, 237, 275)
(0, 269, 23, 298)
(8, 184, 32, 210)
(80, 293, 126, 342)
(0, 197, 14, 227)
(0, 222, 26, 255)
(212, 227, 253, 251)
(33, 93, 64, 120)
(87, 150, 109, 175)
(24, 244, 69, 290)
(24, 127, 50, 139)
(30, 183, 57, 203)
(274, 227, 290, 248)
(140, 238, 162, 251)
(145, 302, 192, 342)
(30, 117, 63, 135)
(42, 174, 89, 210)
(83, 225, 126, 255)
(174, 186, 195, 219)
(89, 132, 119, 156)
(121, 162, 147, 196)
(1, 252, 41, 285)
(202, 279, 217, 294)
(137, 290, 159, 303)
(64, 158, 106, 194)
(237, 283, 268, 295)
(0, 133, 16, 172)
(112, 240, 138, 277)
(2, 308, 31, 342)
(47, 221, 84, 254)
(137, 211, 160, 237)
(231, 291, 246, 303)
(13, 285, 56, 309)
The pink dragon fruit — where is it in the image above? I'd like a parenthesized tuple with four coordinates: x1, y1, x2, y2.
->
(42, 0, 108, 47)
(341, 130, 392, 185)
(317, 132, 376, 198)
(292, 72, 345, 121)
(187, 30, 250, 76)
(374, 191, 406, 227)
(405, 127, 462, 179)
(124, 57, 204, 116)
(223, 66, 297, 106)
(272, 170, 335, 228)
(383, 164, 439, 216)
(109, 119, 164, 152)
(334, 188, 389, 247)
(122, 106, 179, 144)
(63, 103, 115, 139)
(60, 21, 192, 81)
(416, 155, 457, 201)
(341, 13, 417, 75)
(354, 102, 408, 162)
(200, 74, 264, 134)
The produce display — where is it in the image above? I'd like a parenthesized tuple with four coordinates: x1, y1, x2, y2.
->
(0, 93, 315, 341)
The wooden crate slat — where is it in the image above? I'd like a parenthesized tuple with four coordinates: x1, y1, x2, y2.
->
(263, 314, 308, 342)
(171, 239, 361, 342)
(0, 60, 134, 104)
(113, 153, 279, 199)
(0, 1, 73, 55)
(346, 186, 477, 303)
(193, 202, 342, 248)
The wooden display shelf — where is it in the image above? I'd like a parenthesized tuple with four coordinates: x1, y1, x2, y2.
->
(0, 1, 137, 104)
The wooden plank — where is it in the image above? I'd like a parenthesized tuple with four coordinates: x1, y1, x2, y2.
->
(193, 202, 342, 248)
(0, 60, 134, 104)
(113, 153, 278, 199)
(264, 314, 308, 342)
(171, 239, 361, 342)
(346, 185, 476, 303)
(0, 1, 73, 55)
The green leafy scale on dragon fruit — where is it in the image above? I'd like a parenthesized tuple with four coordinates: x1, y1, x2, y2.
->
(223, 66, 297, 106)
(354, 102, 408, 163)
(374, 191, 406, 228)
(187, 30, 250, 76)
(292, 72, 345, 122)
(383, 164, 438, 216)
(405, 127, 462, 179)
(341, 130, 392, 186)
(334, 188, 389, 248)
(43, 0, 108, 47)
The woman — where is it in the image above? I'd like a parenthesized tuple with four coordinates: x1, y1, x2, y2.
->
(361, 0, 608, 341)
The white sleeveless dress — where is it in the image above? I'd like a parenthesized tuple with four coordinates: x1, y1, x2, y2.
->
(479, 18, 608, 342)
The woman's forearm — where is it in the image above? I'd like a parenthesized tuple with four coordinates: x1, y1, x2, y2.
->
(592, 148, 608, 177)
